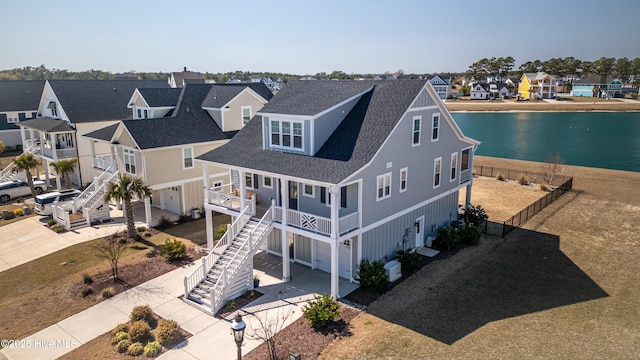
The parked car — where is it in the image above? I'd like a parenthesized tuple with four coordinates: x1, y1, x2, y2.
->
(34, 189, 81, 216)
(0, 180, 46, 203)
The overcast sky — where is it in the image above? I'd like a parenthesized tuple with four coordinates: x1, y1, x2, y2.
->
(2, 0, 638, 75)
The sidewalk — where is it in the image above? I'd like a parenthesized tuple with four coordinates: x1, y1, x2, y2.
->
(0, 257, 351, 360)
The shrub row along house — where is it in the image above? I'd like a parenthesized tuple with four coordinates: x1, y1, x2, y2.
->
(183, 79, 479, 314)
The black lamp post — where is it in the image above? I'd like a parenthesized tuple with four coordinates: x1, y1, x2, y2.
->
(231, 314, 246, 360)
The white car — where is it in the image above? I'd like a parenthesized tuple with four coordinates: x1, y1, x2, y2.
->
(0, 180, 46, 203)
(34, 189, 81, 216)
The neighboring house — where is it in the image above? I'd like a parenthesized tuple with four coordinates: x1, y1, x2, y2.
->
(168, 67, 205, 88)
(489, 83, 511, 98)
(518, 72, 558, 100)
(571, 75, 623, 98)
(15, 80, 168, 189)
(0, 81, 45, 148)
(187, 79, 479, 315)
(82, 83, 273, 227)
(470, 83, 490, 99)
(250, 77, 284, 92)
(428, 75, 452, 99)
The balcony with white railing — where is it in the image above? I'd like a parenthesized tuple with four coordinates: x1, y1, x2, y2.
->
(272, 207, 359, 237)
(40, 142, 77, 160)
(205, 183, 256, 215)
(92, 156, 114, 172)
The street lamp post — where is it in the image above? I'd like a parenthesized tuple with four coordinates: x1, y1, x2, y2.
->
(231, 314, 246, 360)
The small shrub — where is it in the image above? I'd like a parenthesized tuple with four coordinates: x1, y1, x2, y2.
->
(130, 305, 155, 325)
(80, 287, 93, 298)
(13, 208, 23, 216)
(82, 273, 93, 284)
(143, 231, 152, 237)
(433, 226, 459, 250)
(46, 218, 56, 226)
(156, 216, 173, 229)
(217, 224, 228, 239)
(111, 331, 129, 345)
(127, 342, 144, 356)
(355, 259, 389, 292)
(144, 341, 162, 358)
(160, 238, 187, 261)
(540, 183, 550, 191)
(463, 205, 489, 227)
(15, 198, 25, 205)
(518, 175, 529, 185)
(137, 226, 147, 232)
(51, 224, 66, 233)
(225, 300, 237, 310)
(128, 320, 152, 343)
(112, 323, 129, 335)
(496, 174, 505, 181)
(116, 339, 131, 353)
(178, 214, 193, 223)
(396, 248, 422, 273)
(459, 225, 482, 246)
(155, 319, 183, 347)
(303, 294, 341, 328)
(101, 287, 114, 299)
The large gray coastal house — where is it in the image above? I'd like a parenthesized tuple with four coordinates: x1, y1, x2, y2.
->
(183, 79, 479, 315)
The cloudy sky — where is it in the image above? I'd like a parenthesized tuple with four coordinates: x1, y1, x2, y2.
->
(2, 0, 638, 74)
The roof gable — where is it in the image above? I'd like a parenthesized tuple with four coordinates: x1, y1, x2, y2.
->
(134, 88, 182, 107)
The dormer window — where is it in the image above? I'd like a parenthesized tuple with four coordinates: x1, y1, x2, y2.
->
(270, 119, 303, 150)
(136, 107, 149, 119)
(47, 101, 58, 117)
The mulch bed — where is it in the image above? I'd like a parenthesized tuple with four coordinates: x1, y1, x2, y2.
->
(244, 306, 360, 360)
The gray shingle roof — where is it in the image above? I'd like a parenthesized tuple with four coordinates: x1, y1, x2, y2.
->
(17, 117, 75, 132)
(257, 80, 375, 116)
(201, 83, 274, 109)
(49, 80, 169, 123)
(170, 71, 205, 88)
(121, 84, 236, 149)
(573, 75, 617, 85)
(137, 88, 182, 107)
(197, 80, 428, 184)
(0, 81, 45, 112)
(82, 123, 119, 141)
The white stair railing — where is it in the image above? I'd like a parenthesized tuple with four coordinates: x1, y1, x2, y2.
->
(73, 165, 118, 225)
(0, 141, 40, 182)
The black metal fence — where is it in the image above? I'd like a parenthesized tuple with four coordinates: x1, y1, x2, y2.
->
(474, 165, 569, 187)
(502, 177, 573, 237)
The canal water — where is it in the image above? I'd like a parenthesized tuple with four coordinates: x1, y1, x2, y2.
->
(453, 111, 640, 172)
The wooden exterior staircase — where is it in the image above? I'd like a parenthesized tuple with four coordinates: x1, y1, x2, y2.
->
(0, 141, 41, 182)
(183, 204, 274, 315)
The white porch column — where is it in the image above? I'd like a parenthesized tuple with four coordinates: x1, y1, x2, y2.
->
(279, 177, 290, 282)
(20, 127, 26, 147)
(465, 183, 472, 207)
(89, 141, 96, 168)
(43, 159, 50, 189)
(239, 170, 247, 209)
(202, 165, 210, 203)
(144, 196, 152, 227)
(110, 145, 117, 171)
(205, 209, 213, 249)
(330, 187, 339, 298)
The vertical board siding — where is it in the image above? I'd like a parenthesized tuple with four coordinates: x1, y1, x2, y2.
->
(183, 180, 204, 213)
(295, 235, 313, 263)
(267, 228, 282, 253)
(361, 191, 458, 262)
(410, 89, 436, 108)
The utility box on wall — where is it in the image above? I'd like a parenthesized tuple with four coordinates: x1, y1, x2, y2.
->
(384, 260, 402, 282)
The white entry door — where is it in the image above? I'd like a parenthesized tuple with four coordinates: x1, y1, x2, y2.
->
(315, 241, 331, 273)
(415, 216, 425, 248)
(162, 187, 180, 214)
(339, 240, 351, 279)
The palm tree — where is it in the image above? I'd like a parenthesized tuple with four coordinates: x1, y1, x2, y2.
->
(50, 158, 79, 189)
(103, 173, 152, 239)
(13, 153, 41, 199)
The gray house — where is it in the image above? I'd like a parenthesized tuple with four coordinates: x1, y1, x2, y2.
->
(186, 80, 479, 315)
(0, 81, 45, 149)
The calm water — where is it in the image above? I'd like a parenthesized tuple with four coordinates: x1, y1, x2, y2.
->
(453, 112, 640, 172)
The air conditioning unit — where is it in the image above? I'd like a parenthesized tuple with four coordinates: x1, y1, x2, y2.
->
(384, 260, 402, 282)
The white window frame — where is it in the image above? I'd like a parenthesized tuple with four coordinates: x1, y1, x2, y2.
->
(303, 184, 315, 198)
(399, 167, 408, 193)
(241, 106, 252, 125)
(270, 119, 304, 151)
(245, 172, 254, 189)
(213, 181, 223, 191)
(450, 152, 458, 182)
(123, 148, 136, 175)
(136, 107, 149, 119)
(263, 176, 273, 189)
(376, 172, 392, 201)
(461, 147, 471, 171)
(182, 147, 194, 169)
(431, 113, 440, 142)
(412, 116, 421, 147)
(433, 157, 442, 189)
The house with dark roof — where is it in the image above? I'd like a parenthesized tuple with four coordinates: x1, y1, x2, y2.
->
(80, 83, 272, 227)
(15, 79, 168, 190)
(470, 83, 491, 99)
(428, 75, 452, 99)
(168, 67, 206, 88)
(0, 81, 45, 149)
(571, 75, 623, 98)
(185, 79, 479, 315)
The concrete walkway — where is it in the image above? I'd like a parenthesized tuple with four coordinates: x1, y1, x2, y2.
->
(0, 254, 359, 360)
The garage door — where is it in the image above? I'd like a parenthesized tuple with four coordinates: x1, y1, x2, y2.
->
(315, 241, 331, 273)
(162, 187, 180, 214)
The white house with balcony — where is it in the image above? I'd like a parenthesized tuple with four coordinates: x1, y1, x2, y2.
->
(185, 79, 479, 315)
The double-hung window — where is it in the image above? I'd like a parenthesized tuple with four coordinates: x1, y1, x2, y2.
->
(263, 176, 272, 189)
(183, 147, 193, 169)
(377, 173, 392, 201)
(270, 120, 303, 150)
(450, 152, 457, 181)
(123, 148, 136, 174)
(412, 116, 421, 146)
(303, 184, 314, 198)
(433, 157, 442, 188)
(432, 113, 440, 141)
(400, 168, 408, 192)
(242, 106, 251, 125)
(461, 148, 470, 171)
